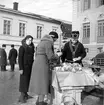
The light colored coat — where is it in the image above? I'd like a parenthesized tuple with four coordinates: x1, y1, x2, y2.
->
(29, 35, 56, 95)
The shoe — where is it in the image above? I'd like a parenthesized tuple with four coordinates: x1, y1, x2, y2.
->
(18, 99, 26, 103)
(10, 70, 14, 72)
(43, 102, 47, 105)
(1, 69, 7, 71)
(38, 102, 44, 105)
(25, 94, 33, 100)
(39, 102, 48, 105)
(36, 101, 39, 105)
(18, 93, 27, 103)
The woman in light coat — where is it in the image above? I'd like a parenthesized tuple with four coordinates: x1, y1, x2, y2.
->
(29, 31, 59, 105)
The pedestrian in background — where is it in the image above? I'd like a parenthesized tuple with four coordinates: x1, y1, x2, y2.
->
(18, 35, 35, 103)
(29, 31, 59, 105)
(0, 44, 7, 71)
(8, 44, 18, 72)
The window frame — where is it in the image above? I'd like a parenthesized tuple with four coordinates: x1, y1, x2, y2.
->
(83, 22, 90, 38)
(19, 22, 26, 37)
(83, 0, 91, 11)
(52, 26, 58, 32)
(37, 25, 43, 39)
(99, 0, 104, 6)
(98, 20, 104, 37)
(3, 18, 12, 35)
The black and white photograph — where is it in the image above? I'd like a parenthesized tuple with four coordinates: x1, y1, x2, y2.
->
(0, 0, 104, 105)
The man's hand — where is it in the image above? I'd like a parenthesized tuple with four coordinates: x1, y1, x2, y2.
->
(19, 70, 23, 74)
(56, 52, 62, 57)
(73, 57, 81, 61)
(77, 57, 81, 60)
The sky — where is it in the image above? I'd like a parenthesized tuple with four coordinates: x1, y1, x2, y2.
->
(0, 0, 72, 22)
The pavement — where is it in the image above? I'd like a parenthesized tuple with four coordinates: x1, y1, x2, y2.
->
(0, 64, 38, 105)
(0, 64, 103, 105)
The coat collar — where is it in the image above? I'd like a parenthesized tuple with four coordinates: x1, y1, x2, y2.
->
(41, 35, 54, 44)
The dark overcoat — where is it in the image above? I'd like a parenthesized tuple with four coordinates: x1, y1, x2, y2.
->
(8, 48, 18, 64)
(29, 35, 57, 95)
(61, 40, 86, 64)
(18, 42, 34, 92)
(0, 48, 7, 66)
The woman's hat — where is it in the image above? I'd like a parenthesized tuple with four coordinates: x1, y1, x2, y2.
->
(25, 35, 33, 40)
(49, 31, 58, 39)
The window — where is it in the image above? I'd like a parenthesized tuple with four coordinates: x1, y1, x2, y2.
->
(37, 26, 42, 39)
(3, 20, 11, 35)
(19, 23, 26, 37)
(83, 0, 91, 11)
(77, 0, 80, 12)
(52, 28, 57, 32)
(52, 26, 58, 32)
(98, 20, 104, 36)
(83, 23, 90, 38)
(99, 0, 104, 6)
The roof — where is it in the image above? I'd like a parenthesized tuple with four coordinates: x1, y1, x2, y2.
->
(0, 6, 61, 24)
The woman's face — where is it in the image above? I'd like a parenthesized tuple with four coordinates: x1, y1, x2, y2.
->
(26, 38, 33, 45)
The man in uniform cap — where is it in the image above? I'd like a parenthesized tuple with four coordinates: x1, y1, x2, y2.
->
(8, 44, 18, 71)
(0, 44, 7, 71)
(61, 31, 86, 66)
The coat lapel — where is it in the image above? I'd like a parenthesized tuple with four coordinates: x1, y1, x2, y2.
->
(69, 41, 79, 58)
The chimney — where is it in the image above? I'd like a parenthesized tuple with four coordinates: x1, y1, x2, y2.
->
(13, 2, 18, 10)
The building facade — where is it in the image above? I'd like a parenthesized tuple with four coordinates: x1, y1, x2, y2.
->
(0, 2, 71, 56)
(72, 0, 104, 59)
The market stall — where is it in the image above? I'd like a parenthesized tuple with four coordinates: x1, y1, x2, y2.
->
(52, 63, 98, 105)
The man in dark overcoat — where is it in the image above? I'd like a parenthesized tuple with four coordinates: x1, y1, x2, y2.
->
(18, 35, 35, 103)
(0, 44, 7, 71)
(61, 31, 86, 65)
(8, 44, 18, 71)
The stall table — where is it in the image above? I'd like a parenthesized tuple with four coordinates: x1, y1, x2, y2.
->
(52, 68, 97, 105)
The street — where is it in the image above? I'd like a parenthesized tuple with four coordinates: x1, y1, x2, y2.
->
(0, 65, 103, 105)
(0, 65, 37, 105)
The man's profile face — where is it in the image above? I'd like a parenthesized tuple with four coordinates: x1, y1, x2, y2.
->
(53, 38, 57, 42)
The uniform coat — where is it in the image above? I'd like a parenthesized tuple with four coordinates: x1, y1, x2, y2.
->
(61, 40, 86, 64)
(29, 35, 57, 95)
(8, 48, 18, 65)
(0, 48, 7, 66)
(18, 40, 34, 92)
